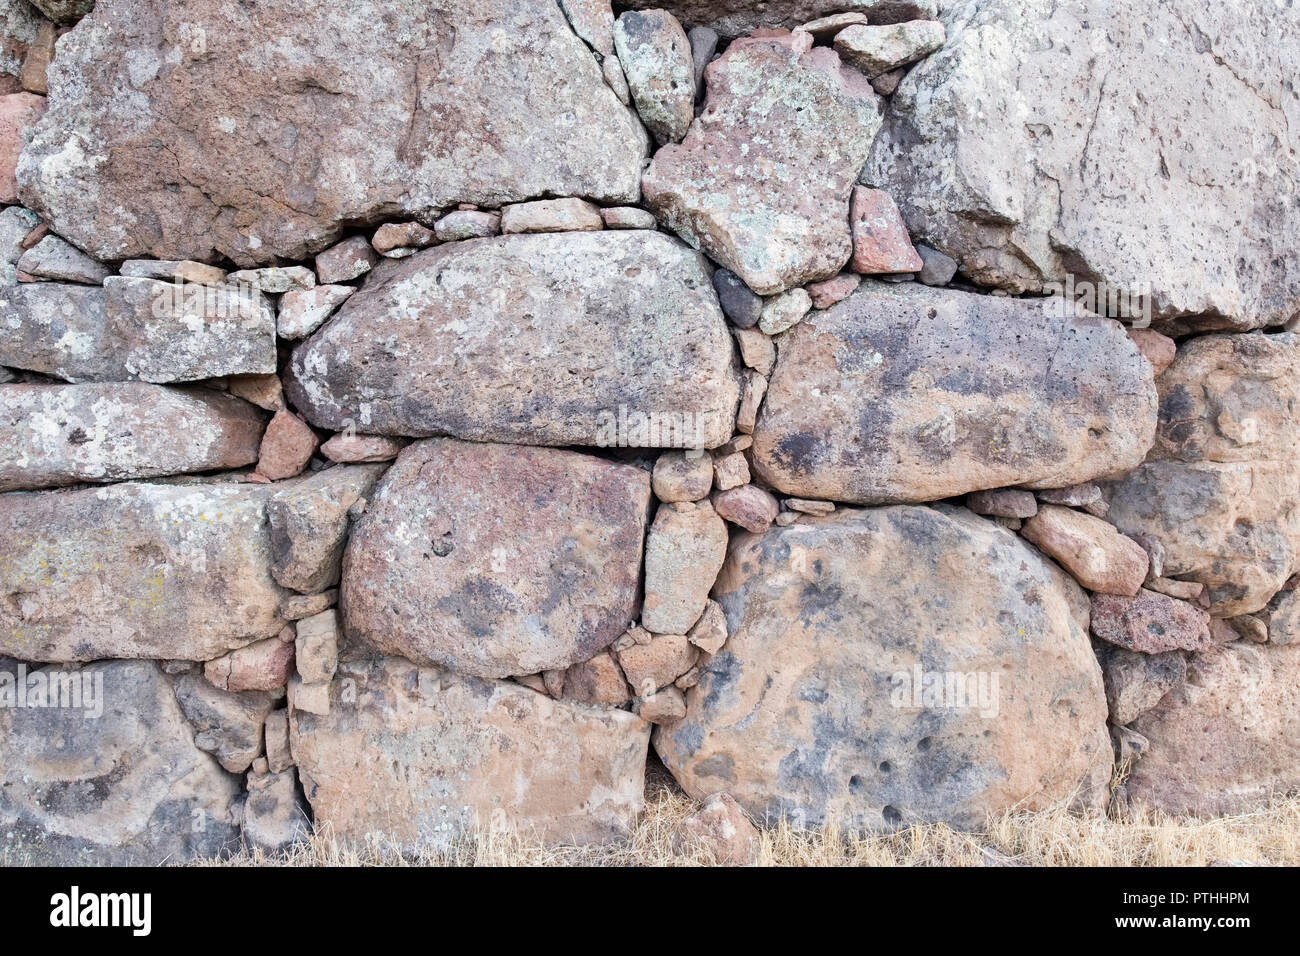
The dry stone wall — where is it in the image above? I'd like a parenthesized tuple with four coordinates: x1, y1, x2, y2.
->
(0, 0, 1297, 863)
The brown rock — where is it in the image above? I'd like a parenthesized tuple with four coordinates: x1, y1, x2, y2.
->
(966, 489, 1037, 519)
(19, 20, 54, 95)
(205, 636, 296, 693)
(264, 709, 293, 773)
(620, 1, 939, 41)
(256, 410, 319, 481)
(320, 433, 404, 464)
(500, 198, 604, 234)
(267, 464, 383, 593)
(652, 449, 713, 502)
(1127, 328, 1177, 377)
(294, 609, 339, 684)
(642, 500, 728, 634)
(635, 684, 688, 723)
(315, 236, 377, 284)
(1091, 589, 1212, 654)
(372, 222, 436, 255)
(733, 326, 775, 376)
(713, 451, 750, 491)
(806, 272, 860, 309)
(618, 632, 698, 696)
(1037, 482, 1102, 508)
(342, 439, 650, 678)
(642, 30, 881, 295)
(0, 91, 42, 204)
(849, 186, 923, 274)
(600, 206, 657, 229)
(735, 369, 766, 434)
(1021, 505, 1148, 595)
(675, 792, 759, 864)
(1096, 643, 1186, 726)
(563, 651, 630, 708)
(280, 591, 335, 621)
(559, 0, 615, 55)
(713, 484, 779, 533)
(227, 374, 284, 411)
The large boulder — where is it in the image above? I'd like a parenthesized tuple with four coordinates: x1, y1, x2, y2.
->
(0, 660, 242, 865)
(655, 505, 1112, 830)
(18, 0, 646, 265)
(751, 282, 1156, 503)
(642, 30, 881, 295)
(866, 0, 1300, 331)
(290, 656, 651, 848)
(0, 478, 294, 661)
(342, 439, 651, 678)
(1127, 643, 1300, 816)
(0, 383, 266, 491)
(285, 231, 739, 447)
(1105, 333, 1300, 617)
(619, 2, 936, 39)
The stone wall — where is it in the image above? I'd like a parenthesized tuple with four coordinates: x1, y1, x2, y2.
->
(0, 0, 1297, 863)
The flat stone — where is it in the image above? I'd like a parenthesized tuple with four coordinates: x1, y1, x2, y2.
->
(204, 634, 296, 693)
(19, 19, 54, 95)
(315, 236, 377, 284)
(0, 205, 38, 286)
(433, 210, 500, 242)
(733, 327, 774, 376)
(224, 265, 314, 294)
(267, 464, 384, 593)
(280, 591, 335, 622)
(752, 282, 1157, 503)
(319, 433, 404, 463)
(16, 234, 110, 283)
(641, 499, 728, 634)
(642, 30, 881, 295)
(796, 12, 871, 41)
(866, 0, 1300, 331)
(27, 2, 92, 25)
(290, 656, 650, 848)
(276, 284, 355, 340)
(1021, 505, 1149, 595)
(500, 197, 604, 234)
(966, 489, 1037, 519)
(227, 373, 284, 412)
(735, 369, 766, 434)
(1090, 589, 1213, 654)
(713, 484, 779, 533)
(654, 504, 1111, 829)
(371, 222, 436, 255)
(614, 9, 695, 144)
(833, 20, 945, 79)
(0, 659, 242, 865)
(120, 259, 229, 286)
(713, 451, 749, 491)
(0, 382, 265, 491)
(265, 709, 292, 772)
(849, 186, 923, 273)
(1096, 643, 1186, 726)
(294, 609, 339, 684)
(1128, 643, 1300, 815)
(342, 438, 650, 678)
(18, 0, 647, 265)
(1037, 483, 1102, 507)
(0, 477, 296, 661)
(621, 2, 938, 39)
(600, 206, 656, 229)
(618, 632, 698, 696)
(285, 232, 739, 448)
(806, 272, 860, 309)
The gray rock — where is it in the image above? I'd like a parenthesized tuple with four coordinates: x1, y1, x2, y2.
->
(0, 477, 296, 661)
(614, 9, 695, 143)
(1096, 643, 1186, 726)
(342, 439, 650, 678)
(18, 0, 647, 265)
(915, 243, 957, 286)
(752, 282, 1157, 504)
(687, 25, 718, 90)
(867, 0, 1300, 331)
(0, 382, 266, 491)
(833, 20, 945, 79)
(641, 500, 728, 635)
(0, 659, 242, 865)
(15, 234, 110, 284)
(620, 1, 938, 39)
(241, 768, 309, 852)
(267, 465, 384, 594)
(290, 656, 651, 848)
(558, 0, 615, 55)
(711, 268, 762, 328)
(655, 505, 1111, 830)
(27, 2, 94, 25)
(0, 1, 40, 80)
(285, 231, 739, 448)
(0, 205, 38, 286)
(173, 672, 276, 774)
(643, 30, 882, 295)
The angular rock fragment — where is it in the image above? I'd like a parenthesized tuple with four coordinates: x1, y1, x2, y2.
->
(600, 206, 657, 229)
(686, 598, 727, 654)
(617, 632, 698, 695)
(371, 222, 435, 256)
(242, 768, 309, 852)
(849, 186, 923, 274)
(319, 433, 403, 464)
(276, 285, 354, 340)
(806, 272, 860, 309)
(18, 0, 646, 265)
(711, 268, 762, 328)
(655, 505, 1111, 829)
(1096, 643, 1186, 726)
(205, 633, 296, 693)
(122, 259, 230, 286)
(563, 651, 630, 708)
(0, 660, 242, 865)
(559, 0, 615, 55)
(635, 684, 687, 723)
(290, 656, 651, 848)
(758, 287, 811, 335)
(286, 232, 739, 447)
(675, 791, 759, 864)
(713, 484, 779, 533)
(315, 236, 377, 284)
(1020, 505, 1149, 596)
(1090, 589, 1212, 654)
(833, 20, 945, 78)
(966, 489, 1037, 519)
(267, 464, 383, 593)
(641, 500, 728, 634)
(1128, 643, 1300, 815)
(294, 610, 339, 685)
(0, 477, 295, 661)
(622, 1, 938, 39)
(0, 91, 42, 204)
(342, 439, 650, 678)
(16, 234, 110, 284)
(433, 210, 500, 242)
(0, 383, 265, 491)
(614, 9, 695, 143)
(225, 265, 313, 294)
(256, 411, 318, 481)
(752, 283, 1157, 503)
(173, 672, 277, 773)
(642, 30, 881, 294)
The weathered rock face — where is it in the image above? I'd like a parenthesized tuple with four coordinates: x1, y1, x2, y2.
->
(642, 30, 881, 295)
(0, 1, 40, 81)
(0, 280, 277, 383)
(18, 0, 647, 266)
(751, 283, 1157, 503)
(655, 505, 1111, 830)
(614, 9, 695, 144)
(641, 500, 728, 635)
(290, 656, 651, 847)
(286, 232, 739, 447)
(0, 383, 266, 491)
(172, 672, 276, 774)
(0, 660, 242, 865)
(1106, 334, 1300, 617)
(620, 1, 937, 39)
(1128, 643, 1300, 816)
(866, 0, 1300, 331)
(342, 439, 650, 678)
(268, 465, 384, 594)
(0, 478, 292, 661)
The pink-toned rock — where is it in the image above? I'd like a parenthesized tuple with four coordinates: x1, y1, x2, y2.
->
(733, 326, 775, 376)
(806, 272, 861, 309)
(618, 632, 698, 695)
(256, 410, 320, 481)
(600, 206, 657, 229)
(371, 221, 436, 255)
(500, 197, 604, 234)
(735, 370, 767, 434)
(204, 634, 296, 692)
(563, 651, 630, 707)
(675, 792, 759, 864)
(642, 30, 881, 294)
(342, 438, 651, 678)
(850, 186, 922, 274)
(0, 91, 43, 203)
(558, 0, 615, 55)
(642, 500, 729, 634)
(687, 599, 728, 654)
(635, 684, 687, 724)
(277, 284, 355, 339)
(320, 432, 405, 463)
(652, 449, 713, 502)
(714, 451, 750, 491)
(713, 484, 779, 533)
(227, 374, 284, 411)
(315, 236, 378, 283)
(1091, 589, 1213, 654)
(967, 489, 1038, 519)
(1020, 505, 1148, 595)
(1127, 328, 1177, 377)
